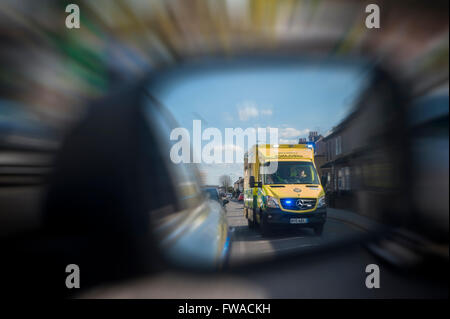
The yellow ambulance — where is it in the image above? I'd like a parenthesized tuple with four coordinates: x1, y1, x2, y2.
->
(243, 144, 326, 236)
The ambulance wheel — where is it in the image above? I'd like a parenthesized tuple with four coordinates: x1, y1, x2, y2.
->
(260, 214, 271, 237)
(247, 210, 256, 229)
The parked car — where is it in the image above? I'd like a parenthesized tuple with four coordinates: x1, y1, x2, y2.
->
(202, 187, 229, 207)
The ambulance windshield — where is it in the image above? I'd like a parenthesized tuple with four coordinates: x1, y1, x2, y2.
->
(263, 161, 319, 185)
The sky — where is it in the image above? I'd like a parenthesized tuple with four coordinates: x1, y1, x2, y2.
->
(151, 61, 368, 185)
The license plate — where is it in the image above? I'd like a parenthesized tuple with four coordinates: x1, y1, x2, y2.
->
(290, 218, 309, 224)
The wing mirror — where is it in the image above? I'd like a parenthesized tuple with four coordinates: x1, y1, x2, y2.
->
(249, 176, 262, 188)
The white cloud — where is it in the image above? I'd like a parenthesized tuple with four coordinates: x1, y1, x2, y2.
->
(279, 138, 300, 144)
(279, 127, 310, 139)
(213, 144, 243, 153)
(237, 101, 273, 121)
(260, 109, 273, 116)
(238, 101, 259, 121)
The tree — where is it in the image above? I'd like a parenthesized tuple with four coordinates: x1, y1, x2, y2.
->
(219, 175, 232, 193)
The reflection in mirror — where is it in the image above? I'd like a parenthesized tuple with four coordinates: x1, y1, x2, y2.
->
(144, 58, 408, 267)
(0, 0, 447, 300)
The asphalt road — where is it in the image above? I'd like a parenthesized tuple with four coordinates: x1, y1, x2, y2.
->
(81, 199, 447, 298)
(226, 199, 364, 264)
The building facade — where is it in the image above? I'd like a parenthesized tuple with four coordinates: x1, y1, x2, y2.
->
(233, 177, 244, 196)
(316, 72, 406, 219)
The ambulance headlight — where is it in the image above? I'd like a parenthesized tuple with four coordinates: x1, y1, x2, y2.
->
(317, 196, 326, 208)
(266, 196, 279, 208)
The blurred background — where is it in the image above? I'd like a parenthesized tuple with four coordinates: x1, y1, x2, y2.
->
(0, 0, 447, 129)
(0, 0, 448, 298)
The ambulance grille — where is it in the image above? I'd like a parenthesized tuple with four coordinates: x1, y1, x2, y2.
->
(280, 198, 316, 210)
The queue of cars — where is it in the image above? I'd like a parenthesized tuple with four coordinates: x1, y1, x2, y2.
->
(202, 187, 229, 207)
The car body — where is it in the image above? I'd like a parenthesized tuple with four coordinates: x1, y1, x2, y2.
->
(243, 144, 326, 236)
(202, 187, 229, 207)
(202, 187, 220, 202)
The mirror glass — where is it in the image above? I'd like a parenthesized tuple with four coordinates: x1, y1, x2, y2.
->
(0, 0, 447, 299)
(145, 57, 402, 267)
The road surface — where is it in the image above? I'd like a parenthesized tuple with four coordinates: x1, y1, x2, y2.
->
(226, 199, 364, 264)
(80, 199, 447, 298)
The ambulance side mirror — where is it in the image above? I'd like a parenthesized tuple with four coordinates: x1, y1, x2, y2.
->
(249, 176, 262, 188)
